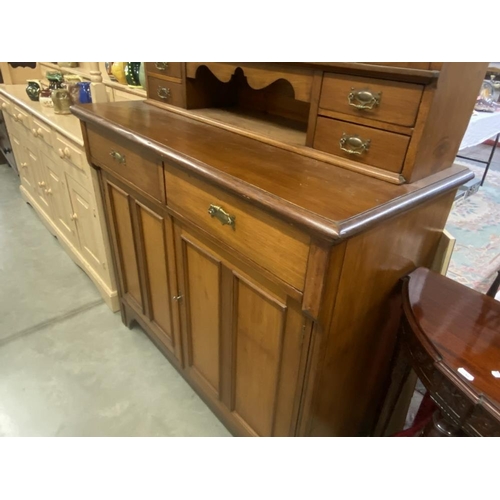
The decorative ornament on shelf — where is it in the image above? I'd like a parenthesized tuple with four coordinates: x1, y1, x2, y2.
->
(111, 62, 127, 85)
(25, 80, 42, 101)
(77, 81, 92, 104)
(46, 71, 64, 91)
(125, 62, 141, 88)
(63, 75, 83, 104)
(139, 63, 146, 89)
(39, 88, 53, 108)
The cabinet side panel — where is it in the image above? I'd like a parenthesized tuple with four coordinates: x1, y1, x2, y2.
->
(306, 191, 456, 436)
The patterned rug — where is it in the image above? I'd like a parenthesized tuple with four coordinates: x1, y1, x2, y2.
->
(445, 163, 500, 298)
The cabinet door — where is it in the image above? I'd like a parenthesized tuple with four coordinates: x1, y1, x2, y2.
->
(26, 140, 51, 216)
(174, 222, 309, 436)
(10, 131, 35, 193)
(103, 174, 182, 362)
(41, 150, 78, 248)
(66, 176, 105, 276)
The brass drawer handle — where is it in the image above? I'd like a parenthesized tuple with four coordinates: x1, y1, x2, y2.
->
(339, 133, 371, 155)
(157, 86, 171, 100)
(208, 204, 235, 229)
(348, 88, 381, 110)
(155, 62, 169, 71)
(110, 150, 126, 164)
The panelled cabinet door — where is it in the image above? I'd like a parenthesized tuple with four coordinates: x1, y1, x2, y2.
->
(174, 222, 309, 437)
(10, 131, 35, 194)
(40, 149, 78, 249)
(102, 174, 182, 362)
(66, 176, 106, 278)
(26, 139, 52, 217)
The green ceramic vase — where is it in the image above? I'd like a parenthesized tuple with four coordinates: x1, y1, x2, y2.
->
(125, 62, 141, 87)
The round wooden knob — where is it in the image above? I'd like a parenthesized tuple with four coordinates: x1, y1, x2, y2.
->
(63, 147, 71, 158)
(1, 103, 6, 109)
(17, 113, 22, 121)
(37, 128, 43, 137)
(21, 162, 27, 168)
(58, 148, 65, 158)
(70, 212, 78, 221)
(32, 128, 38, 137)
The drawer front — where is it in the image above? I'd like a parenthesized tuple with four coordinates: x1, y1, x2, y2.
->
(12, 105, 31, 129)
(54, 133, 85, 172)
(319, 74, 423, 128)
(145, 62, 183, 79)
(147, 77, 185, 108)
(165, 164, 310, 290)
(0, 95, 12, 116)
(313, 116, 410, 174)
(31, 117, 53, 148)
(87, 126, 165, 203)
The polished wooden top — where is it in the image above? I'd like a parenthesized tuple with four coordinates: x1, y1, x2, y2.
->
(72, 101, 472, 241)
(405, 268, 500, 409)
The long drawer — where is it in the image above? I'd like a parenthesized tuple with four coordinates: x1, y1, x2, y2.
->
(86, 126, 165, 203)
(145, 62, 183, 80)
(165, 163, 310, 291)
(319, 73, 423, 128)
(313, 116, 410, 174)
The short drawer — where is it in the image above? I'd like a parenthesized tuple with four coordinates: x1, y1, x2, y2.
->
(0, 95, 12, 116)
(145, 62, 183, 79)
(313, 116, 410, 174)
(55, 132, 85, 171)
(12, 105, 31, 129)
(87, 126, 165, 203)
(147, 77, 185, 108)
(319, 74, 423, 128)
(31, 117, 53, 148)
(165, 164, 310, 290)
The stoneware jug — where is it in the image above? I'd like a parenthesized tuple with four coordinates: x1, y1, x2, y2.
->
(51, 88, 72, 115)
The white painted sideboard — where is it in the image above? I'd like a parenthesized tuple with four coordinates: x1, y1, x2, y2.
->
(0, 84, 119, 311)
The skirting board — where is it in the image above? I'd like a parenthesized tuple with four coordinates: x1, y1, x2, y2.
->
(19, 185, 119, 312)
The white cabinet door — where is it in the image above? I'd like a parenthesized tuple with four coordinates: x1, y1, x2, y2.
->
(10, 129, 36, 194)
(41, 149, 79, 249)
(25, 140, 52, 218)
(66, 176, 105, 278)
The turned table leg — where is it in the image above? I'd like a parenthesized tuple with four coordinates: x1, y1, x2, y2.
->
(421, 409, 460, 437)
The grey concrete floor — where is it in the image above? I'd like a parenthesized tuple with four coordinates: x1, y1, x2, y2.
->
(0, 163, 230, 436)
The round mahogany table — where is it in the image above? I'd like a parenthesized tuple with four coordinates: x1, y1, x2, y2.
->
(400, 268, 500, 437)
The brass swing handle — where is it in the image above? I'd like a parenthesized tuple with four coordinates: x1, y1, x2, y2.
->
(157, 86, 171, 100)
(208, 204, 235, 229)
(155, 62, 169, 71)
(339, 133, 371, 155)
(348, 88, 381, 110)
(110, 150, 126, 164)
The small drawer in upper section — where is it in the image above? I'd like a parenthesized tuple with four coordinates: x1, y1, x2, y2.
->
(319, 74, 424, 128)
(86, 125, 165, 203)
(147, 77, 186, 108)
(313, 116, 410, 174)
(55, 132, 85, 172)
(145, 62, 183, 80)
(31, 117, 53, 148)
(165, 163, 310, 291)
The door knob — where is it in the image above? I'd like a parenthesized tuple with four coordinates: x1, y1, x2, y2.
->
(38, 181, 46, 187)
(44, 188, 52, 195)
(172, 294, 183, 301)
(70, 213, 78, 220)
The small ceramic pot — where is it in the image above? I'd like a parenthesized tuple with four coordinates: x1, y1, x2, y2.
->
(77, 81, 92, 104)
(26, 80, 42, 101)
(39, 89, 53, 108)
(51, 88, 72, 115)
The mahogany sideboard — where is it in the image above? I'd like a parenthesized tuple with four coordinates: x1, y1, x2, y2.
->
(72, 62, 487, 436)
